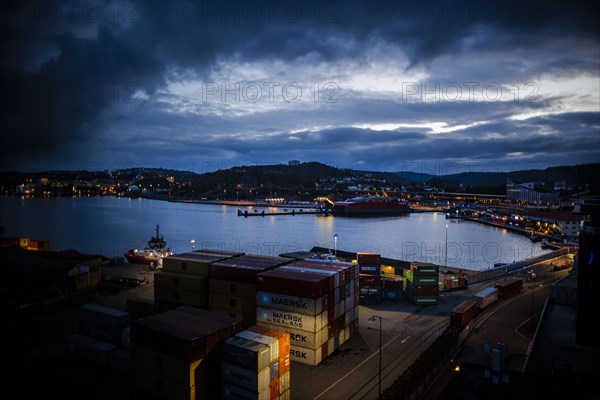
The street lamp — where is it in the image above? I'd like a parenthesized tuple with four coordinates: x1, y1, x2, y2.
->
(368, 315, 382, 399)
(333, 233, 338, 256)
(444, 223, 448, 273)
(191, 239, 195, 251)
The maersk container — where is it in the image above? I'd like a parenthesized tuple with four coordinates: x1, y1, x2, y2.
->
(235, 330, 279, 363)
(256, 291, 326, 315)
(222, 336, 271, 372)
(221, 361, 270, 393)
(473, 287, 499, 310)
(495, 278, 523, 297)
(258, 320, 328, 350)
(256, 307, 327, 333)
(450, 300, 478, 329)
(290, 343, 328, 366)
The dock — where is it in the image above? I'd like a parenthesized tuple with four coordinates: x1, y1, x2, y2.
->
(237, 209, 330, 217)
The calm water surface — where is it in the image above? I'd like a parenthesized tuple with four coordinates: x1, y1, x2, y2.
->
(1, 196, 551, 270)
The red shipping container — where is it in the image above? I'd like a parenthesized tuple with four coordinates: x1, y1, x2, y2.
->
(270, 377, 280, 400)
(450, 300, 478, 329)
(495, 278, 523, 297)
(357, 252, 381, 264)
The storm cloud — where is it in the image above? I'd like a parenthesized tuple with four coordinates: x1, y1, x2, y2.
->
(1, 0, 598, 172)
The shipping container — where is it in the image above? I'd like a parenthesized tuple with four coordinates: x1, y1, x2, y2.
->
(80, 304, 130, 331)
(154, 286, 207, 308)
(381, 290, 404, 300)
(126, 295, 155, 318)
(406, 271, 438, 286)
(210, 278, 257, 299)
(121, 327, 131, 348)
(257, 321, 329, 349)
(235, 330, 279, 362)
(67, 334, 117, 365)
(131, 343, 203, 386)
(473, 287, 499, 309)
(208, 306, 256, 327)
(256, 291, 326, 315)
(406, 281, 439, 296)
(359, 274, 381, 287)
(247, 326, 291, 375)
(79, 321, 123, 346)
(357, 252, 381, 265)
(210, 293, 257, 314)
(290, 343, 328, 366)
(450, 300, 478, 329)
(221, 361, 270, 393)
(256, 307, 327, 333)
(410, 262, 439, 275)
(381, 277, 404, 291)
(222, 336, 271, 371)
(131, 306, 242, 363)
(359, 263, 381, 275)
(279, 370, 291, 393)
(162, 253, 227, 276)
(495, 278, 523, 297)
(270, 377, 280, 399)
(210, 263, 271, 284)
(155, 271, 206, 292)
(409, 294, 438, 305)
(257, 270, 329, 298)
(221, 382, 269, 400)
(359, 291, 381, 305)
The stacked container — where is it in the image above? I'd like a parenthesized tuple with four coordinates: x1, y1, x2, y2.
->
(79, 303, 130, 346)
(256, 259, 359, 366)
(381, 276, 404, 300)
(406, 262, 439, 305)
(130, 305, 242, 400)
(248, 325, 292, 398)
(221, 326, 291, 400)
(357, 252, 382, 305)
(155, 251, 240, 312)
(209, 255, 291, 327)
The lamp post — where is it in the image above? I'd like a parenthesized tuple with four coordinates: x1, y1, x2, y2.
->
(334, 234, 338, 256)
(445, 223, 448, 273)
(368, 315, 382, 399)
(191, 239, 195, 251)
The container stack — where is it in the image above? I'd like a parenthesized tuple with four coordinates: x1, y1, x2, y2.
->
(79, 303, 130, 346)
(358, 252, 382, 305)
(221, 326, 291, 400)
(381, 276, 404, 301)
(130, 305, 243, 400)
(406, 262, 439, 305)
(155, 251, 240, 312)
(255, 259, 359, 366)
(208, 255, 291, 328)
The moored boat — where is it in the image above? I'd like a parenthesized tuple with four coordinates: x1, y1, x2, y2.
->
(331, 196, 413, 217)
(124, 225, 174, 266)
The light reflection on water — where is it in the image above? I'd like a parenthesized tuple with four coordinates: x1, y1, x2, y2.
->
(1, 196, 552, 270)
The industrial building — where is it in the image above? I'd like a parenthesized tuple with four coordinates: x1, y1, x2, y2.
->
(506, 178, 560, 206)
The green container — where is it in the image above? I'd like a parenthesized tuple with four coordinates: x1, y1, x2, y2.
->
(409, 294, 438, 305)
(412, 266, 439, 276)
(409, 275, 438, 286)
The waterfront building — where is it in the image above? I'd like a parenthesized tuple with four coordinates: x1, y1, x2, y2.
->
(506, 178, 560, 206)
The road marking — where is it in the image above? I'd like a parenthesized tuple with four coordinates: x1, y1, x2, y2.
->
(312, 332, 411, 400)
(514, 311, 542, 340)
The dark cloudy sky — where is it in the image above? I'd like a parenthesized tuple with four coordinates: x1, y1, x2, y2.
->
(2, 0, 599, 173)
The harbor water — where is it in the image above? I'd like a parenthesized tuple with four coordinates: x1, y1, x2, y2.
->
(0, 196, 552, 270)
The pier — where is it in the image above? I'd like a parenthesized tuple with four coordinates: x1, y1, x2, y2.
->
(237, 209, 330, 217)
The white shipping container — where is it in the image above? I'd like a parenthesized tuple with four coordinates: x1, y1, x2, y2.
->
(256, 291, 325, 315)
(258, 321, 329, 349)
(67, 334, 116, 366)
(290, 344, 323, 365)
(280, 390, 291, 400)
(256, 307, 327, 333)
(279, 371, 291, 393)
(235, 330, 279, 363)
(222, 362, 270, 393)
(80, 304, 130, 330)
(222, 382, 269, 400)
(474, 287, 499, 309)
